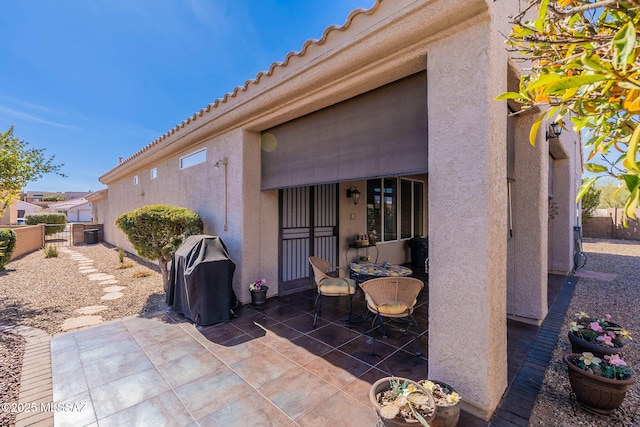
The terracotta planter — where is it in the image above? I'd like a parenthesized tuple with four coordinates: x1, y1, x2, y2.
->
(250, 286, 268, 307)
(427, 381, 460, 427)
(563, 353, 634, 415)
(369, 377, 437, 426)
(568, 331, 624, 357)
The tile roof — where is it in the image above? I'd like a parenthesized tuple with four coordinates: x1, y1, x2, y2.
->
(105, 1, 381, 175)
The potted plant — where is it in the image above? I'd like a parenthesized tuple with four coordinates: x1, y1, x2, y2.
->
(369, 377, 437, 426)
(419, 380, 461, 427)
(249, 278, 268, 307)
(354, 232, 369, 247)
(567, 311, 632, 357)
(563, 352, 634, 415)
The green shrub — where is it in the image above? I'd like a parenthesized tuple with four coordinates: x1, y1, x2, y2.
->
(117, 248, 125, 263)
(116, 204, 203, 289)
(24, 212, 67, 235)
(43, 246, 59, 258)
(0, 228, 17, 270)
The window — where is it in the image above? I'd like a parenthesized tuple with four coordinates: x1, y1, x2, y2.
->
(367, 177, 425, 243)
(133, 175, 139, 185)
(150, 168, 158, 179)
(180, 148, 206, 169)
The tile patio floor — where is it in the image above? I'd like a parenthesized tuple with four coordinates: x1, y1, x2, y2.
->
(42, 272, 570, 426)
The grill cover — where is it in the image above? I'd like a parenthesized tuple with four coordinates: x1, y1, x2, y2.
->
(167, 235, 236, 326)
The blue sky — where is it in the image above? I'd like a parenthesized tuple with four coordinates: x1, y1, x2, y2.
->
(0, 0, 375, 192)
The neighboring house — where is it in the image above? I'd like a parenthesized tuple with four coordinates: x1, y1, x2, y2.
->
(17, 200, 43, 223)
(48, 198, 93, 222)
(0, 200, 42, 225)
(21, 191, 91, 207)
(88, 1, 582, 420)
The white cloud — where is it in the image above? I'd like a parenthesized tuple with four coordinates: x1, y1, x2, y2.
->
(0, 105, 77, 130)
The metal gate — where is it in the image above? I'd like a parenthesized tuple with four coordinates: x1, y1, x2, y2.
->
(44, 223, 72, 247)
(280, 184, 338, 293)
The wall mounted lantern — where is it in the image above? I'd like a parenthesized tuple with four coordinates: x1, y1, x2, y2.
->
(546, 122, 563, 140)
(346, 186, 361, 205)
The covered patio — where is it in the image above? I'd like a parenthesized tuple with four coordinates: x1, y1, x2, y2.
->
(47, 270, 571, 426)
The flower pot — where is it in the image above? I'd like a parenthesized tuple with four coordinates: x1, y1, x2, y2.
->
(568, 331, 624, 358)
(427, 381, 460, 427)
(250, 286, 268, 307)
(563, 353, 634, 415)
(369, 377, 437, 426)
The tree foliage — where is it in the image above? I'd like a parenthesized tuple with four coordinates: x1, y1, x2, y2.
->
(24, 212, 67, 235)
(597, 179, 631, 207)
(115, 205, 203, 289)
(0, 228, 17, 271)
(498, 0, 640, 224)
(0, 126, 65, 216)
(581, 183, 601, 221)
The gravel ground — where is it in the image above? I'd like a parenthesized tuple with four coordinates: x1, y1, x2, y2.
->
(529, 238, 640, 427)
(0, 243, 167, 335)
(0, 332, 25, 427)
(0, 243, 167, 425)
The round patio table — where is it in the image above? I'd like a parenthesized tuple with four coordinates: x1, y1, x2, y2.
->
(349, 262, 413, 284)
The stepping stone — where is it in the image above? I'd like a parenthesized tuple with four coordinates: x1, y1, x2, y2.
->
(87, 273, 115, 282)
(101, 292, 123, 300)
(88, 274, 115, 281)
(79, 269, 99, 274)
(99, 280, 119, 285)
(61, 316, 103, 331)
(74, 305, 109, 315)
(103, 285, 126, 293)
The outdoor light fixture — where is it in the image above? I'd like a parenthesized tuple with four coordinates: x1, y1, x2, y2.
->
(346, 186, 361, 205)
(546, 122, 563, 140)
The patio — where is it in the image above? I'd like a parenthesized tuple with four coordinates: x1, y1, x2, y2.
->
(45, 271, 568, 426)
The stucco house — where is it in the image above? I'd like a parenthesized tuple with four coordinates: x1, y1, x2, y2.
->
(88, 0, 582, 419)
(48, 198, 93, 222)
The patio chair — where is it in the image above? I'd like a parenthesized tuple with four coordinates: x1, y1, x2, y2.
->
(309, 256, 357, 328)
(360, 276, 424, 355)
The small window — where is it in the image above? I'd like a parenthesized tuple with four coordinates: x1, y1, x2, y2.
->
(180, 149, 206, 169)
(150, 168, 157, 179)
(133, 175, 139, 185)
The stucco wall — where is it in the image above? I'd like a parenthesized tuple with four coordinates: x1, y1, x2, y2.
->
(7, 225, 44, 260)
(428, 11, 510, 419)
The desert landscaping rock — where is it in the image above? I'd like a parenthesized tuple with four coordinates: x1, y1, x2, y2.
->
(0, 243, 166, 334)
(100, 292, 124, 300)
(74, 305, 109, 315)
(61, 316, 103, 331)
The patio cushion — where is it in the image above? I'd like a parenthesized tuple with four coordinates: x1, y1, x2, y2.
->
(365, 294, 415, 315)
(319, 278, 357, 295)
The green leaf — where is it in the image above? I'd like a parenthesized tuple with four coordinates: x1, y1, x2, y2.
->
(528, 74, 562, 91)
(580, 54, 609, 73)
(612, 21, 636, 70)
(584, 163, 609, 173)
(545, 75, 610, 93)
(529, 111, 546, 146)
(535, 0, 549, 32)
(621, 174, 640, 193)
(624, 187, 639, 222)
(576, 177, 598, 202)
(495, 92, 526, 101)
(625, 123, 640, 172)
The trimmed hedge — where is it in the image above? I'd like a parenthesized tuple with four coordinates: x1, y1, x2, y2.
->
(24, 212, 67, 235)
(0, 228, 17, 270)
